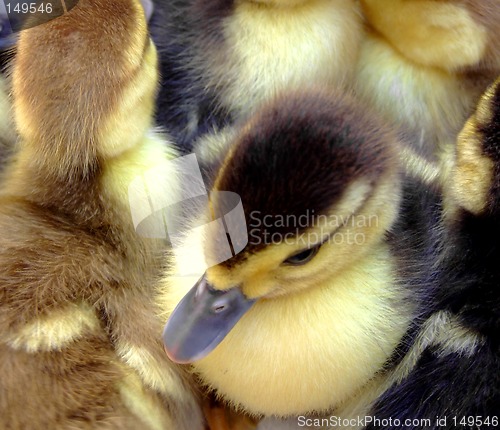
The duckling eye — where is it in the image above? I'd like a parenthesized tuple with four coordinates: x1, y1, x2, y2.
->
(283, 245, 321, 266)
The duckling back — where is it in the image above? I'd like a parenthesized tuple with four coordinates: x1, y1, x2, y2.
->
(356, 77, 500, 430)
(355, 0, 500, 180)
(442, 76, 500, 337)
(0, 1, 203, 428)
(149, 0, 363, 155)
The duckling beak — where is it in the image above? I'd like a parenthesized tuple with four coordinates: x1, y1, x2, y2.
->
(163, 274, 256, 364)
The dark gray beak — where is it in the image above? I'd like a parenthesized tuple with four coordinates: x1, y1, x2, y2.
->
(163, 274, 256, 364)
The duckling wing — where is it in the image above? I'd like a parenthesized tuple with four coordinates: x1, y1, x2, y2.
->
(367, 332, 499, 430)
(366, 77, 500, 430)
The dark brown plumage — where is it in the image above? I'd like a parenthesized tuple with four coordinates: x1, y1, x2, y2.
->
(211, 90, 399, 264)
(367, 77, 500, 430)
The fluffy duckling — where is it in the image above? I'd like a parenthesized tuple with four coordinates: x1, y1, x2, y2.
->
(0, 0, 203, 428)
(160, 89, 443, 418)
(149, 0, 363, 154)
(355, 0, 500, 174)
(361, 78, 500, 430)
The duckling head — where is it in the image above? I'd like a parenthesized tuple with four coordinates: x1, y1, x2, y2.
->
(164, 90, 403, 368)
(162, 91, 413, 415)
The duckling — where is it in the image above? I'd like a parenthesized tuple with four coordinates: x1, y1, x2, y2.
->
(355, 0, 500, 177)
(358, 78, 500, 430)
(149, 0, 363, 154)
(160, 89, 443, 418)
(0, 0, 203, 428)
